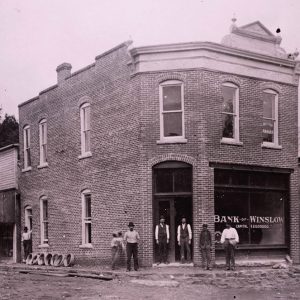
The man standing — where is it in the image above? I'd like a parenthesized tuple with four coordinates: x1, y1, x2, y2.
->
(155, 215, 170, 265)
(177, 217, 192, 263)
(199, 224, 212, 270)
(124, 222, 140, 272)
(22, 227, 32, 262)
(221, 222, 239, 271)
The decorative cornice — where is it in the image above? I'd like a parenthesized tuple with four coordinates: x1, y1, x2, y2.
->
(130, 41, 296, 69)
(232, 28, 280, 44)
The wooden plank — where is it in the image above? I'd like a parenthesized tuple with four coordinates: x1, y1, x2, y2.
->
(68, 273, 113, 280)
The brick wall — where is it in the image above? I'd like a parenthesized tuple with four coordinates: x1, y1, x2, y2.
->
(19, 49, 299, 266)
(19, 44, 143, 265)
(137, 69, 299, 265)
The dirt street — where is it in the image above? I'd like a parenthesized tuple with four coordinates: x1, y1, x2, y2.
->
(1, 267, 300, 300)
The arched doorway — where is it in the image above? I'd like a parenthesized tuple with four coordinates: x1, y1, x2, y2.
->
(153, 161, 192, 263)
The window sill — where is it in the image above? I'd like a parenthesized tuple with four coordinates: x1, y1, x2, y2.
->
(38, 163, 49, 169)
(22, 167, 32, 173)
(220, 138, 243, 146)
(79, 244, 93, 249)
(78, 152, 92, 160)
(261, 143, 282, 150)
(38, 244, 49, 248)
(157, 138, 187, 144)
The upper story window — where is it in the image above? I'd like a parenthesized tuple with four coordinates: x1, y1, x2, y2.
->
(80, 103, 91, 156)
(81, 190, 92, 246)
(39, 119, 48, 166)
(158, 80, 186, 143)
(262, 89, 279, 147)
(221, 83, 241, 144)
(23, 125, 31, 170)
(40, 197, 49, 245)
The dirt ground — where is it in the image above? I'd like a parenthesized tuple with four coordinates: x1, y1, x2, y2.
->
(1, 267, 300, 300)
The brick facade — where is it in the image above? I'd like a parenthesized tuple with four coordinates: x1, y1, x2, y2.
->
(19, 22, 300, 266)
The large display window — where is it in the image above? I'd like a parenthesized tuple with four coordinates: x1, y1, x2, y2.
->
(214, 169, 289, 248)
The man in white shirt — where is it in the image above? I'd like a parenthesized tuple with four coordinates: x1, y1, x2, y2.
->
(124, 222, 140, 271)
(221, 222, 239, 270)
(177, 217, 192, 263)
(21, 227, 32, 262)
(155, 215, 170, 264)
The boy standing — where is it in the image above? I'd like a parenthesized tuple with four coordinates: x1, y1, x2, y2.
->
(111, 231, 125, 270)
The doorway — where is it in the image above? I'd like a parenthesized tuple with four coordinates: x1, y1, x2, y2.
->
(153, 161, 192, 263)
(0, 223, 14, 258)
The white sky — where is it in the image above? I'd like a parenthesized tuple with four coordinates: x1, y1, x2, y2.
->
(0, 0, 300, 118)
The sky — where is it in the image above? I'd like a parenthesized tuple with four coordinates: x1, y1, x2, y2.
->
(0, 0, 300, 118)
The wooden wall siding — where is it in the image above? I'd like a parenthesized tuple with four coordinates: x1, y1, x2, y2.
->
(0, 190, 16, 223)
(0, 148, 18, 190)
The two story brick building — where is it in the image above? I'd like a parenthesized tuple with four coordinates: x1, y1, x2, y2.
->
(18, 20, 300, 266)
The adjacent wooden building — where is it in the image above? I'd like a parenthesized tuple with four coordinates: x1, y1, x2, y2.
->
(0, 144, 20, 263)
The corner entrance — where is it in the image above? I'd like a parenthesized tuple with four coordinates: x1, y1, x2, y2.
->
(153, 161, 192, 263)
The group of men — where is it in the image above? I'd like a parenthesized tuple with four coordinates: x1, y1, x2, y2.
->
(22, 217, 239, 271)
(155, 215, 192, 264)
(125, 216, 239, 271)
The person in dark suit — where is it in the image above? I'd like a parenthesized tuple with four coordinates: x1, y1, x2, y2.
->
(199, 224, 212, 270)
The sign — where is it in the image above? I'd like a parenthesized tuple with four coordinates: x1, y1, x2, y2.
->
(214, 215, 283, 229)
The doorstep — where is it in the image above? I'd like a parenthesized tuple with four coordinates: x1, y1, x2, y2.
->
(153, 262, 194, 268)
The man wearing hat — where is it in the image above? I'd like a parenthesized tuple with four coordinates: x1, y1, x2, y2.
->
(199, 224, 212, 270)
(221, 222, 239, 271)
(124, 222, 140, 271)
(155, 215, 170, 265)
(177, 217, 192, 263)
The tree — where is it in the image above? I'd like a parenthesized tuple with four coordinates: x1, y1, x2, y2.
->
(0, 114, 19, 148)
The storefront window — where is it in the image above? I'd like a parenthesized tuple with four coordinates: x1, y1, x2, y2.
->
(214, 169, 288, 247)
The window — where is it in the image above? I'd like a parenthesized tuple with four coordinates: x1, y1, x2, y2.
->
(23, 125, 31, 169)
(153, 161, 192, 194)
(25, 206, 33, 231)
(82, 190, 92, 245)
(80, 103, 91, 156)
(40, 197, 48, 244)
(39, 119, 48, 166)
(262, 90, 279, 146)
(159, 81, 185, 142)
(221, 83, 240, 143)
(214, 169, 288, 247)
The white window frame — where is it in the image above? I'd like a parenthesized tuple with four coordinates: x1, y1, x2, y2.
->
(25, 206, 32, 231)
(40, 197, 49, 245)
(157, 80, 187, 144)
(79, 103, 91, 158)
(80, 190, 92, 247)
(221, 82, 242, 145)
(23, 125, 32, 171)
(38, 119, 48, 167)
(262, 89, 280, 148)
